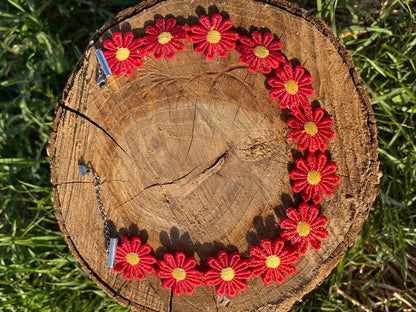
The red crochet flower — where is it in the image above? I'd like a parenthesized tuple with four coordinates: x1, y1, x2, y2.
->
(268, 62, 314, 111)
(204, 251, 251, 297)
(188, 14, 239, 60)
(280, 203, 328, 254)
(156, 251, 203, 296)
(139, 18, 187, 60)
(250, 238, 298, 284)
(113, 237, 156, 280)
(290, 152, 339, 204)
(236, 31, 285, 73)
(288, 106, 335, 152)
(103, 32, 143, 76)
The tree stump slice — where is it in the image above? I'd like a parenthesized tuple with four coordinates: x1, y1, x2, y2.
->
(48, 0, 379, 311)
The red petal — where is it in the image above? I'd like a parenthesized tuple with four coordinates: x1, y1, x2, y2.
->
(292, 179, 308, 192)
(194, 41, 209, 54)
(123, 265, 134, 280)
(205, 44, 216, 60)
(199, 15, 211, 30)
(218, 19, 233, 32)
(166, 18, 176, 31)
(238, 36, 256, 47)
(262, 269, 274, 284)
(175, 251, 186, 267)
(262, 32, 274, 46)
(251, 31, 263, 45)
(293, 65, 306, 81)
(103, 39, 117, 51)
(216, 42, 229, 57)
(319, 181, 335, 196)
(112, 32, 123, 47)
(311, 185, 323, 203)
(162, 277, 175, 289)
(113, 261, 127, 273)
(259, 58, 272, 74)
(215, 281, 227, 296)
(133, 266, 145, 280)
(122, 32, 134, 47)
(302, 184, 314, 202)
(321, 162, 337, 176)
(297, 133, 310, 151)
(248, 57, 260, 72)
(273, 269, 286, 283)
(311, 227, 328, 239)
(189, 25, 208, 35)
(172, 282, 183, 296)
(211, 13, 223, 30)
(123, 61, 134, 76)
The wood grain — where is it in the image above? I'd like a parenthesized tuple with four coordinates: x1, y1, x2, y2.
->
(48, 0, 379, 311)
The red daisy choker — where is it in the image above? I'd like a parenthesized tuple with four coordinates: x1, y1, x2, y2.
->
(80, 13, 340, 298)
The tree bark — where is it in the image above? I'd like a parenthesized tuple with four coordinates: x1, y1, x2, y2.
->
(48, 0, 379, 311)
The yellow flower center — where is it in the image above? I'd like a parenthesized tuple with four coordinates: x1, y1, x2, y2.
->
(307, 170, 321, 185)
(158, 31, 173, 44)
(207, 30, 221, 44)
(125, 252, 140, 265)
(253, 46, 269, 58)
(297, 221, 311, 236)
(265, 255, 281, 269)
(116, 47, 130, 61)
(171, 268, 186, 281)
(220, 267, 235, 281)
(284, 80, 299, 94)
(304, 121, 318, 136)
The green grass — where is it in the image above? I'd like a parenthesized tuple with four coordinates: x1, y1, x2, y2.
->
(0, 0, 415, 311)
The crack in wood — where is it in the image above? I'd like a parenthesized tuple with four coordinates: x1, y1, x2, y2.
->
(166, 151, 228, 201)
(168, 288, 173, 312)
(59, 103, 131, 159)
(114, 162, 203, 209)
(184, 69, 201, 163)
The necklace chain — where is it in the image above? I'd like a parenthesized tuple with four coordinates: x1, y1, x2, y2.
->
(93, 173, 111, 254)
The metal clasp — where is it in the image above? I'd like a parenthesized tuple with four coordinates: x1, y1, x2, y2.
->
(108, 238, 118, 268)
(95, 49, 112, 89)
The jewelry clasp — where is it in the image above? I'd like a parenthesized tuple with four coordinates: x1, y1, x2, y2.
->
(95, 49, 112, 89)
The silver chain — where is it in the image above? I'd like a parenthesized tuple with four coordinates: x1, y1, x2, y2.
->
(92, 172, 111, 254)
(79, 165, 112, 254)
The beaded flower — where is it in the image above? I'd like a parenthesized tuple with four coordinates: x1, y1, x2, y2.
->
(250, 238, 298, 284)
(280, 203, 328, 254)
(113, 237, 156, 280)
(268, 62, 314, 111)
(155, 251, 203, 296)
(188, 14, 239, 60)
(139, 18, 187, 60)
(103, 32, 143, 76)
(287, 106, 335, 152)
(290, 152, 339, 204)
(204, 251, 251, 297)
(236, 31, 285, 73)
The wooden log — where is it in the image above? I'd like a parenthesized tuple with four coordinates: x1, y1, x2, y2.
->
(48, 0, 379, 311)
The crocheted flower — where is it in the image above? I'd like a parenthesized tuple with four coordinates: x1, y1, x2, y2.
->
(268, 62, 314, 111)
(188, 14, 239, 60)
(139, 18, 187, 60)
(204, 251, 251, 297)
(236, 31, 285, 73)
(280, 203, 328, 254)
(113, 237, 156, 280)
(156, 251, 203, 296)
(250, 238, 298, 284)
(290, 152, 340, 204)
(288, 106, 335, 152)
(103, 32, 143, 76)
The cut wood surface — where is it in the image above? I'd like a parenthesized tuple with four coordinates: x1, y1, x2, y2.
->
(48, 0, 379, 311)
